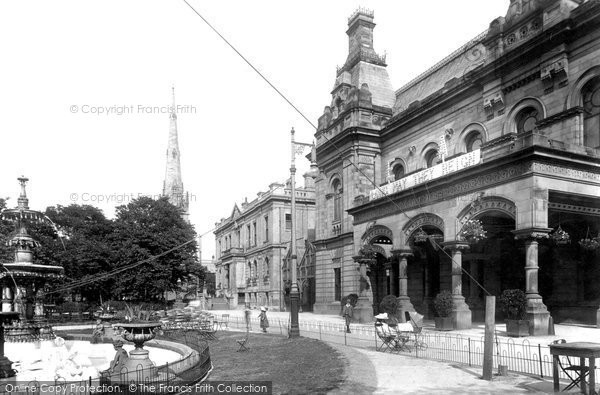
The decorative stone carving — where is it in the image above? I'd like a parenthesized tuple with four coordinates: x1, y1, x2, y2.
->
(541, 54, 568, 92)
(402, 213, 444, 237)
(513, 228, 552, 241)
(483, 92, 505, 117)
(361, 225, 393, 244)
(408, 146, 417, 155)
(352, 162, 533, 224)
(457, 196, 517, 224)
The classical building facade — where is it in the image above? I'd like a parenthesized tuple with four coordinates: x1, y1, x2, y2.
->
(313, 1, 600, 334)
(213, 178, 316, 311)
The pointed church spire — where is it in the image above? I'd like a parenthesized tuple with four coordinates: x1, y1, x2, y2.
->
(170, 84, 177, 120)
(163, 85, 190, 223)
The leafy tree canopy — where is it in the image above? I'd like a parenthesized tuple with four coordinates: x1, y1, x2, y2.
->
(0, 197, 204, 304)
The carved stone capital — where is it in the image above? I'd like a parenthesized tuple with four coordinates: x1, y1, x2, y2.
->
(512, 228, 552, 241)
(391, 249, 413, 258)
(352, 255, 375, 264)
(442, 241, 471, 251)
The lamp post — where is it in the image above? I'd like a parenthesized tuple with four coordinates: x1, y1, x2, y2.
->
(289, 127, 314, 338)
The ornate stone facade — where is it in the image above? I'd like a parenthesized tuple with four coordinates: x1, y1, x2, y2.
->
(213, 179, 315, 311)
(313, 2, 600, 332)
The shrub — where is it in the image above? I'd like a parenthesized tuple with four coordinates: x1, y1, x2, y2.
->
(433, 290, 454, 318)
(379, 295, 399, 318)
(499, 289, 527, 320)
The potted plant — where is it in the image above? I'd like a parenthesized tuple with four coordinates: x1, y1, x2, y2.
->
(579, 228, 599, 251)
(95, 301, 115, 320)
(458, 219, 487, 243)
(499, 289, 529, 337)
(433, 290, 454, 331)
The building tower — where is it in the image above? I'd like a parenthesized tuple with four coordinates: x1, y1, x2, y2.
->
(162, 85, 190, 223)
(312, 8, 394, 317)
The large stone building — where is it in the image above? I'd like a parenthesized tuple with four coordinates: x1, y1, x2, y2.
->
(214, 178, 316, 311)
(313, 1, 600, 335)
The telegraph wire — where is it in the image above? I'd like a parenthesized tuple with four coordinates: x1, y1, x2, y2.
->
(181, 1, 494, 297)
(44, 227, 215, 295)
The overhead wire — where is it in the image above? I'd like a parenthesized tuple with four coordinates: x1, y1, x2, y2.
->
(181, 0, 494, 297)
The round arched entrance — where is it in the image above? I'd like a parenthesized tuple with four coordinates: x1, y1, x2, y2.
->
(403, 214, 445, 318)
(361, 226, 394, 315)
(457, 196, 520, 321)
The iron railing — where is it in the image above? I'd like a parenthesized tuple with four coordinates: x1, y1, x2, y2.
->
(215, 313, 598, 384)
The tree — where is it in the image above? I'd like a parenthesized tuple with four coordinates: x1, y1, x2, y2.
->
(43, 204, 116, 303)
(111, 196, 203, 301)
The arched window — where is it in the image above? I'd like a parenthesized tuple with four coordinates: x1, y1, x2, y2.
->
(264, 258, 270, 278)
(332, 179, 342, 222)
(465, 131, 483, 152)
(582, 76, 600, 148)
(253, 260, 258, 279)
(392, 164, 405, 180)
(425, 150, 439, 168)
(516, 107, 540, 134)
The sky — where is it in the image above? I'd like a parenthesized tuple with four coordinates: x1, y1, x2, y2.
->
(0, 0, 508, 260)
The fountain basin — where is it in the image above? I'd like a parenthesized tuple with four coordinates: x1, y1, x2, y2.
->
(4, 340, 182, 382)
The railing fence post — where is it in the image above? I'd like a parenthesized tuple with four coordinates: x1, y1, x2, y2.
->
(538, 344, 543, 378)
(468, 337, 472, 367)
(319, 323, 322, 340)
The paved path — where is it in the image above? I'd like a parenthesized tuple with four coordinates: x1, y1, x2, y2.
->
(328, 343, 553, 394)
(208, 310, 565, 393)
(210, 309, 600, 343)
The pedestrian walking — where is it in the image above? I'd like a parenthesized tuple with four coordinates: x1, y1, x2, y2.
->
(259, 306, 269, 333)
(342, 300, 353, 333)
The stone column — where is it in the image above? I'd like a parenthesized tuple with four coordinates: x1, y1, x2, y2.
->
(467, 261, 479, 305)
(391, 249, 415, 322)
(385, 260, 396, 297)
(443, 242, 472, 330)
(514, 228, 552, 336)
(352, 255, 375, 323)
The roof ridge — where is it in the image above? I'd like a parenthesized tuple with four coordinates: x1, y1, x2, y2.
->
(395, 29, 489, 96)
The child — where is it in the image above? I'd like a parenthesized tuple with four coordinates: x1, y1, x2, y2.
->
(343, 301, 353, 333)
(259, 306, 269, 333)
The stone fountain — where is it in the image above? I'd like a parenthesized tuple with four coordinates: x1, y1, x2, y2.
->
(1, 177, 63, 343)
(111, 321, 163, 381)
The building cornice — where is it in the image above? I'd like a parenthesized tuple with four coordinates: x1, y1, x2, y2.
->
(349, 136, 600, 224)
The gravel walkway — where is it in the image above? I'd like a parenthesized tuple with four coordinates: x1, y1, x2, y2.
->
(327, 343, 553, 394)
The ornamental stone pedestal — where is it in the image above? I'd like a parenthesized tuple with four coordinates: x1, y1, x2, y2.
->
(513, 228, 552, 336)
(352, 255, 375, 323)
(391, 249, 415, 322)
(443, 242, 472, 330)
